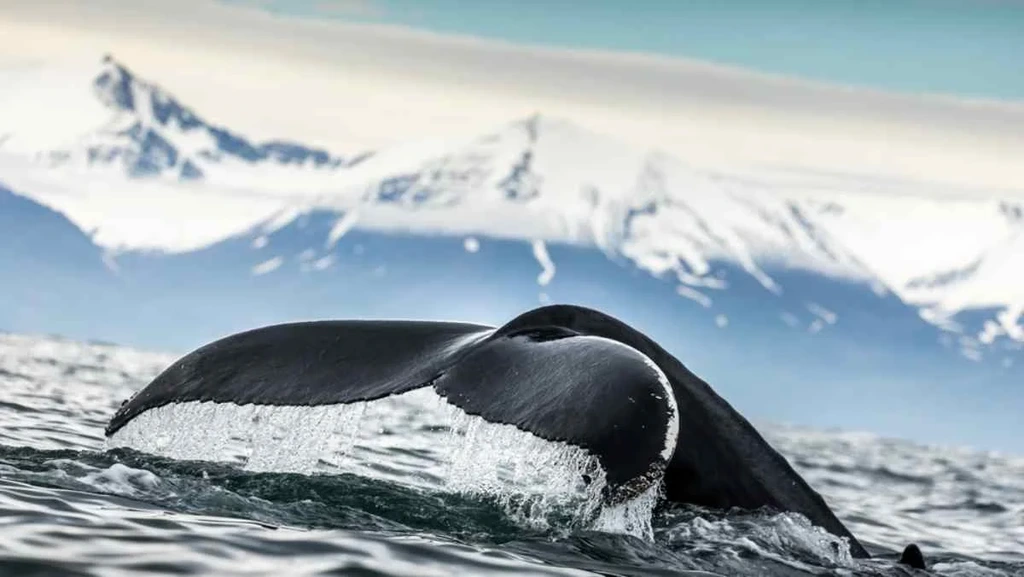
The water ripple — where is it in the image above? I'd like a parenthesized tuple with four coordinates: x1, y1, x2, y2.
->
(0, 333, 1021, 576)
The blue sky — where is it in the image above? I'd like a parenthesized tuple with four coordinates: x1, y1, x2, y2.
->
(226, 0, 1024, 101)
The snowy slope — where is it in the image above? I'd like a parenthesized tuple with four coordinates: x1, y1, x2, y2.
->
(0, 56, 349, 184)
(249, 115, 1023, 352)
(1, 59, 1021, 356)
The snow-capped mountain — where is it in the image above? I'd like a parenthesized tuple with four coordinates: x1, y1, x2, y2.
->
(0, 56, 349, 182)
(231, 114, 1022, 360)
(1, 57, 1022, 367)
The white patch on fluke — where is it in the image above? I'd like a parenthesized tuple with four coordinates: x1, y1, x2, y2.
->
(108, 386, 666, 539)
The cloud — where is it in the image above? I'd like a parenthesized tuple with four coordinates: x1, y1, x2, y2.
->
(0, 0, 1022, 193)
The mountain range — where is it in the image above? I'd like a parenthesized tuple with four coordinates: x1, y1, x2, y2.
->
(0, 56, 351, 182)
(1, 56, 1021, 452)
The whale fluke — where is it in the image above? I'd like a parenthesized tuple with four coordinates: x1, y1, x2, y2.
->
(106, 304, 869, 558)
(497, 306, 870, 557)
(105, 319, 493, 434)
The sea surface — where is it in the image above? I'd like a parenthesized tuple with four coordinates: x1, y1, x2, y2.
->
(0, 332, 1021, 576)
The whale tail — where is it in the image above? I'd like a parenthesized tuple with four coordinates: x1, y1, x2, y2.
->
(105, 304, 870, 558)
(500, 305, 872, 558)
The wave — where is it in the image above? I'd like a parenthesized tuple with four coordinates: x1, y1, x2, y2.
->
(1, 444, 1017, 576)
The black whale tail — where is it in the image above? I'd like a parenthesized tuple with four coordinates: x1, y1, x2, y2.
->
(499, 305, 871, 558)
(105, 304, 870, 559)
(105, 306, 680, 502)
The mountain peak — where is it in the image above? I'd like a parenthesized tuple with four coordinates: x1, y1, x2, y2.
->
(92, 56, 204, 130)
(94, 55, 143, 111)
(3, 54, 348, 180)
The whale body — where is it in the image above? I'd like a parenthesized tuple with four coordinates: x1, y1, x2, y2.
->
(106, 304, 870, 558)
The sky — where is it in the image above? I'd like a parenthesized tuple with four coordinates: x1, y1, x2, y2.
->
(0, 0, 1022, 193)
(228, 0, 1024, 101)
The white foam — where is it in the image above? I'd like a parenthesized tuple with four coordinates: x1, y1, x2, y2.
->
(78, 463, 162, 497)
(108, 386, 667, 538)
(438, 401, 607, 531)
(593, 482, 662, 541)
(662, 510, 855, 570)
(110, 402, 355, 474)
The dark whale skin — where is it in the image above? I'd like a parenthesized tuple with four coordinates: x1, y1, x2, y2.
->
(105, 304, 869, 558)
(498, 306, 869, 558)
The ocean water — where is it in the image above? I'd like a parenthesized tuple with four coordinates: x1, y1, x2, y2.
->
(0, 332, 1021, 576)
